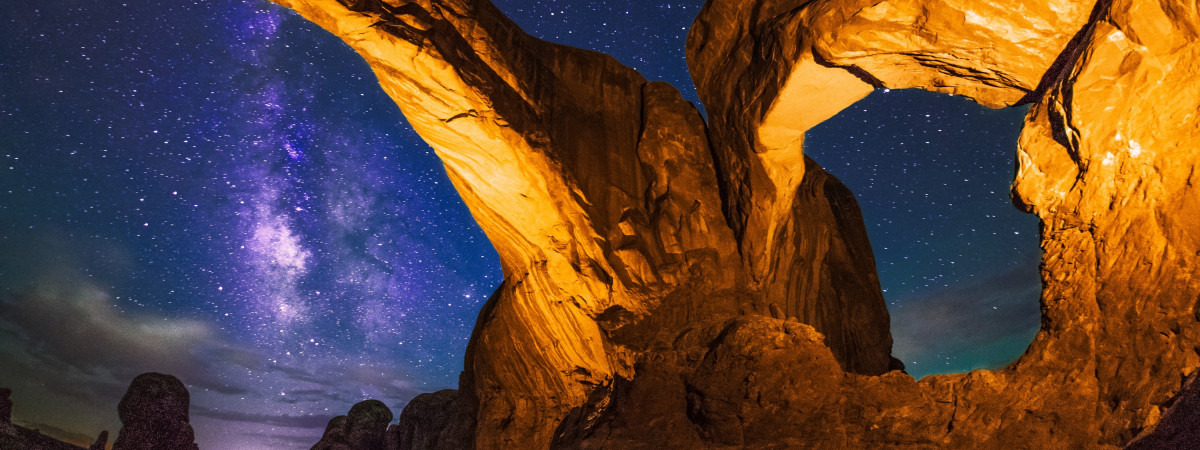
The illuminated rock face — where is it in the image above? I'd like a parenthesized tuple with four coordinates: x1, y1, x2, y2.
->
(267, 0, 1200, 447)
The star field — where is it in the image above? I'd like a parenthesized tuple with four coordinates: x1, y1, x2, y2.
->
(1, 0, 1038, 447)
(805, 89, 1041, 375)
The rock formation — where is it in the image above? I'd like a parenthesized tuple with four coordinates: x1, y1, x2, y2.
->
(1125, 372, 1200, 448)
(88, 430, 108, 450)
(315, 415, 350, 448)
(0, 387, 94, 450)
(0, 388, 11, 429)
(266, 0, 1200, 447)
(313, 399, 394, 449)
(112, 372, 199, 450)
(391, 389, 471, 449)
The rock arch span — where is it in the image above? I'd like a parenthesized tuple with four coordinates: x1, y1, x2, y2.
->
(263, 0, 1200, 447)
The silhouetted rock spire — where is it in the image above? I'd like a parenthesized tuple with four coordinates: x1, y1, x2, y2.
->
(112, 372, 199, 450)
(88, 430, 108, 450)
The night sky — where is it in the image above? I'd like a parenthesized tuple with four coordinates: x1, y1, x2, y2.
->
(1, 0, 1039, 448)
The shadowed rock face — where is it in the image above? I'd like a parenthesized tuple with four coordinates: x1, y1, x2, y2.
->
(391, 390, 471, 449)
(87, 430, 107, 450)
(266, 0, 1200, 447)
(1, 388, 11, 426)
(314, 400, 394, 450)
(113, 372, 198, 450)
(1125, 372, 1200, 449)
(0, 387, 99, 450)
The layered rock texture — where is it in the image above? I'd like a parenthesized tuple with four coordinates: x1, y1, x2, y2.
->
(267, 0, 1200, 447)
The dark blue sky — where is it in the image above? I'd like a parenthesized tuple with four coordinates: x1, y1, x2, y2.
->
(1, 0, 1039, 447)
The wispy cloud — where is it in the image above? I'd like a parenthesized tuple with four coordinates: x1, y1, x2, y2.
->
(191, 406, 331, 429)
(889, 259, 1043, 378)
(2, 283, 216, 377)
(0, 230, 416, 448)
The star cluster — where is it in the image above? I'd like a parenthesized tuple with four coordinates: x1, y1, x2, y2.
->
(2, 0, 1038, 447)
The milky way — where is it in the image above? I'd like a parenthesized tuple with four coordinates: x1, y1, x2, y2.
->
(1, 0, 1038, 447)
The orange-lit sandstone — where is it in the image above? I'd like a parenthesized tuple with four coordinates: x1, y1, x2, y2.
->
(267, 0, 1200, 447)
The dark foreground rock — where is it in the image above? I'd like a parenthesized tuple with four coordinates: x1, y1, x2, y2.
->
(391, 389, 473, 449)
(0, 387, 97, 450)
(112, 372, 199, 450)
(313, 399, 393, 450)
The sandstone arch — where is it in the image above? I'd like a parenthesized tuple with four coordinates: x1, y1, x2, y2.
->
(265, 0, 1200, 447)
